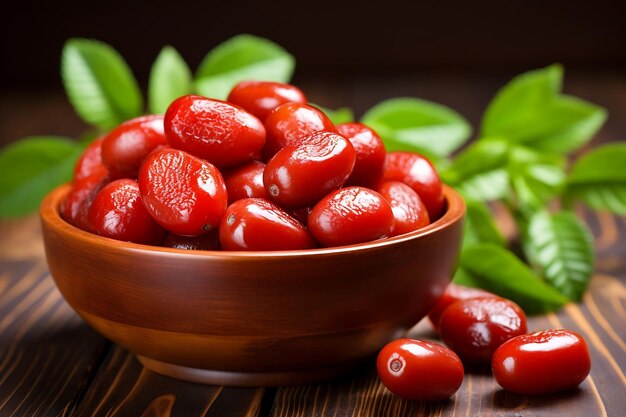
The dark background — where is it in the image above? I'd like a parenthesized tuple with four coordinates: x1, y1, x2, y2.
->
(1, 0, 624, 146)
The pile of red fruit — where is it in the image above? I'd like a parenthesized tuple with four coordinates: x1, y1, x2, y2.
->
(61, 81, 440, 250)
(377, 284, 592, 400)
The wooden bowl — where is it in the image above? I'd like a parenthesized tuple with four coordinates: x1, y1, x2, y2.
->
(40, 184, 465, 386)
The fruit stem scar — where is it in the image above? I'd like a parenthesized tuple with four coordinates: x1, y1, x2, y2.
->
(227, 214, 236, 226)
(269, 184, 279, 197)
(388, 353, 405, 376)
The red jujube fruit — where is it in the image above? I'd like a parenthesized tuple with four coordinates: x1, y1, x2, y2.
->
(219, 198, 316, 251)
(74, 137, 108, 181)
(264, 131, 355, 209)
(164, 95, 266, 168)
(262, 102, 336, 159)
(377, 181, 430, 236)
(336, 123, 386, 188)
(384, 152, 444, 220)
(439, 297, 528, 365)
(227, 81, 307, 122)
(308, 187, 394, 247)
(61, 169, 110, 232)
(377, 339, 464, 401)
(138, 148, 228, 236)
(428, 283, 497, 333)
(492, 329, 591, 395)
(88, 179, 166, 244)
(222, 160, 268, 204)
(101, 115, 168, 179)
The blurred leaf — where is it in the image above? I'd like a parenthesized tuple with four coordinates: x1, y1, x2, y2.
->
(483, 65, 562, 136)
(463, 200, 506, 247)
(310, 104, 355, 125)
(442, 138, 510, 202)
(482, 64, 606, 153)
(361, 97, 472, 157)
(148, 46, 192, 114)
(509, 146, 566, 211)
(524, 211, 594, 301)
(454, 169, 510, 202)
(566, 143, 626, 214)
(460, 243, 568, 314)
(61, 38, 143, 129)
(0, 137, 82, 217)
(195, 34, 295, 100)
(443, 139, 509, 183)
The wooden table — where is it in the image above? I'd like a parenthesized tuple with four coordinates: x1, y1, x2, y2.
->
(1, 73, 625, 416)
(0, 206, 624, 417)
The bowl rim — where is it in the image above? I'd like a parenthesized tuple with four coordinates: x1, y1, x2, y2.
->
(40, 183, 465, 258)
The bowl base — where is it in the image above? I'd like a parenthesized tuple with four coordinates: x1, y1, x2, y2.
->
(137, 355, 362, 387)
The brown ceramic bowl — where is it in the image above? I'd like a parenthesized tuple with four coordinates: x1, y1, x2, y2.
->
(40, 184, 465, 386)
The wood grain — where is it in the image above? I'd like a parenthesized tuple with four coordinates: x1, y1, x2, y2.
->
(0, 224, 109, 417)
(73, 346, 265, 417)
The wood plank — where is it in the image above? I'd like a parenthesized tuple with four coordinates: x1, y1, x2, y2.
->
(74, 345, 265, 417)
(0, 241, 109, 417)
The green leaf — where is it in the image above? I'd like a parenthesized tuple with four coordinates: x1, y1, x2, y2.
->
(310, 104, 355, 125)
(61, 38, 143, 129)
(442, 138, 509, 180)
(524, 211, 594, 301)
(0, 137, 83, 217)
(463, 200, 506, 247)
(361, 97, 472, 157)
(443, 139, 511, 201)
(482, 64, 606, 153)
(509, 146, 566, 211)
(566, 143, 626, 214)
(148, 46, 192, 114)
(454, 169, 509, 202)
(195, 34, 295, 100)
(460, 243, 569, 314)
(482, 64, 562, 137)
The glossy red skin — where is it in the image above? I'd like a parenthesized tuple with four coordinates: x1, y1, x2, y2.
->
(308, 187, 394, 247)
(138, 148, 228, 236)
(87, 179, 166, 245)
(492, 330, 591, 395)
(163, 230, 221, 251)
(219, 198, 316, 251)
(336, 123, 386, 188)
(101, 115, 168, 179)
(377, 181, 430, 237)
(262, 102, 337, 159)
(61, 169, 110, 232)
(439, 297, 528, 365)
(222, 161, 268, 204)
(264, 131, 355, 209)
(74, 137, 108, 181)
(384, 152, 444, 220)
(428, 284, 497, 333)
(227, 81, 307, 122)
(377, 339, 464, 401)
(164, 95, 266, 168)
